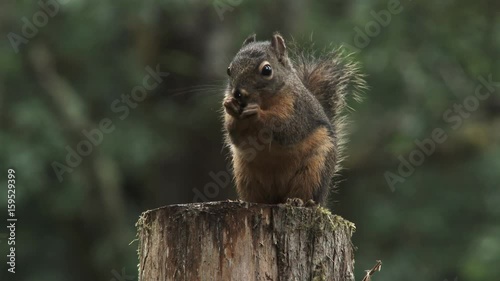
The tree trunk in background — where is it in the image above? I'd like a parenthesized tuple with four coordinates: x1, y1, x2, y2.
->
(137, 201, 356, 281)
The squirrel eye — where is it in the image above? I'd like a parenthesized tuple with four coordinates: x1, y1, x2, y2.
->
(258, 61, 273, 79)
(227, 66, 231, 76)
(261, 64, 272, 76)
(234, 89, 242, 99)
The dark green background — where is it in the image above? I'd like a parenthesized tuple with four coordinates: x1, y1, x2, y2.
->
(0, 0, 499, 280)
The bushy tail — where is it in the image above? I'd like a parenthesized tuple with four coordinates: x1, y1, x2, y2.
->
(291, 44, 366, 121)
(290, 43, 367, 175)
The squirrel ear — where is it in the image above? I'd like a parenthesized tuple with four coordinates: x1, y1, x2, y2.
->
(271, 33, 286, 61)
(242, 34, 256, 46)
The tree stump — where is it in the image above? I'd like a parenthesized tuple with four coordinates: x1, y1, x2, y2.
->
(137, 201, 356, 281)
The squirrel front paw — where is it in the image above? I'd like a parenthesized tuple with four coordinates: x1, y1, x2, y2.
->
(240, 103, 260, 118)
(224, 97, 260, 119)
(223, 97, 241, 117)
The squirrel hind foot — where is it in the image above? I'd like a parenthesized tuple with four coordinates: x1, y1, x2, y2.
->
(285, 197, 304, 207)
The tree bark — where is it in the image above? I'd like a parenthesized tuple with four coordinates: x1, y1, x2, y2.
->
(137, 201, 356, 281)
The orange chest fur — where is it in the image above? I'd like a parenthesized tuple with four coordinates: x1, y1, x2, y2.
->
(231, 126, 334, 192)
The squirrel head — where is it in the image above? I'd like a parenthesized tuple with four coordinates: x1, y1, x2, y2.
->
(225, 33, 293, 107)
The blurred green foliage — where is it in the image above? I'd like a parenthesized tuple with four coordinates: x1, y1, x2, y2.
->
(0, 0, 499, 280)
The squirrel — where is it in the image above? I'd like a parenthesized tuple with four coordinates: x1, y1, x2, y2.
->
(222, 32, 366, 205)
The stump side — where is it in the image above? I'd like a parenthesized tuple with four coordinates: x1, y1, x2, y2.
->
(137, 201, 355, 281)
